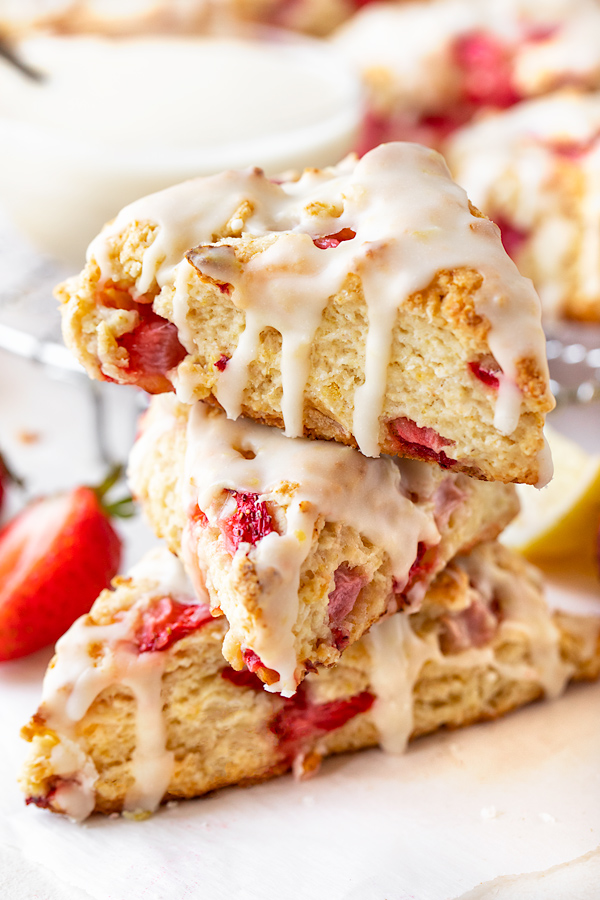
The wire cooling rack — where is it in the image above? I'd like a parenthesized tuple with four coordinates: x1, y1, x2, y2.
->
(545, 323, 600, 407)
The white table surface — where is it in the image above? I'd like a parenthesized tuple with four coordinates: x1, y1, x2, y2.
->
(1, 349, 599, 900)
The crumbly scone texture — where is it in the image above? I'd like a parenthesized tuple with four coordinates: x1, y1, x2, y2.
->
(129, 399, 519, 687)
(446, 92, 600, 323)
(58, 166, 553, 485)
(20, 542, 600, 817)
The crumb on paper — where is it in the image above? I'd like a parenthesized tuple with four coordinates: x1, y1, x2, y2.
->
(17, 430, 41, 444)
(447, 742, 464, 765)
(538, 812, 556, 824)
(166, 801, 179, 810)
(122, 809, 153, 821)
(480, 806, 498, 820)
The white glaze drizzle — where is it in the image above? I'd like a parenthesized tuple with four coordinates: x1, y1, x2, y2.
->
(456, 546, 572, 699)
(365, 614, 436, 753)
(447, 91, 600, 319)
(89, 142, 549, 457)
(173, 396, 442, 696)
(38, 548, 198, 819)
(365, 545, 573, 753)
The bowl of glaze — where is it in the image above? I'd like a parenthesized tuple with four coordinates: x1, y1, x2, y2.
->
(0, 29, 362, 265)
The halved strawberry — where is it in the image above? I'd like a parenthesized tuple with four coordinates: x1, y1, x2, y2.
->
(0, 485, 123, 661)
(0, 450, 23, 515)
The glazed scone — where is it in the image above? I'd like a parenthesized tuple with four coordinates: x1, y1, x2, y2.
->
(446, 90, 600, 322)
(332, 0, 600, 152)
(128, 396, 519, 695)
(20, 543, 600, 820)
(58, 143, 553, 485)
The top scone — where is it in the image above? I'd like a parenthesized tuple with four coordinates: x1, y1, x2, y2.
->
(59, 142, 554, 484)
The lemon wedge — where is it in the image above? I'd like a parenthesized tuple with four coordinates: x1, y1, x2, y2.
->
(502, 425, 600, 572)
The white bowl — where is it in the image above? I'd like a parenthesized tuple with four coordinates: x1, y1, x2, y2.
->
(0, 30, 362, 265)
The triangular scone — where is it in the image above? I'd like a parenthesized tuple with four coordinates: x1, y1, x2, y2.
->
(332, 0, 600, 151)
(128, 397, 520, 695)
(20, 543, 600, 821)
(58, 142, 553, 484)
(446, 90, 600, 323)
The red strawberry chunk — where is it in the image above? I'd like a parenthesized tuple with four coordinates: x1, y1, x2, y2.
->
(406, 541, 428, 586)
(221, 666, 264, 690)
(313, 229, 356, 249)
(328, 565, 368, 650)
(390, 417, 453, 453)
(26, 784, 61, 809)
(118, 309, 187, 381)
(328, 565, 367, 624)
(493, 216, 529, 260)
(220, 491, 276, 554)
(135, 597, 213, 653)
(243, 648, 264, 673)
(190, 504, 208, 528)
(453, 32, 521, 108)
(0, 488, 121, 661)
(433, 479, 467, 530)
(439, 596, 498, 654)
(221, 662, 374, 756)
(388, 417, 457, 469)
(270, 689, 375, 752)
(469, 360, 501, 390)
(214, 354, 230, 372)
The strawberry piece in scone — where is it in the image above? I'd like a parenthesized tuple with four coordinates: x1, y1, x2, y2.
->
(19, 543, 600, 819)
(128, 396, 520, 696)
(58, 143, 554, 485)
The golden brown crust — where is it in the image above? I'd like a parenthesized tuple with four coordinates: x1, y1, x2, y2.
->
(20, 543, 600, 817)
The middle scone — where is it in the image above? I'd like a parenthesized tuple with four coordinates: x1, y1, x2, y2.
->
(129, 396, 519, 695)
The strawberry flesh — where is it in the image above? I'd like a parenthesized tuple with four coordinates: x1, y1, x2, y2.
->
(0, 488, 121, 661)
(493, 216, 529, 260)
(214, 354, 230, 372)
(26, 784, 60, 809)
(270, 688, 375, 756)
(548, 134, 600, 160)
(135, 597, 213, 653)
(439, 596, 498, 654)
(328, 565, 368, 651)
(313, 229, 356, 249)
(388, 417, 457, 468)
(242, 648, 265, 673)
(117, 307, 187, 393)
(453, 32, 520, 108)
(469, 360, 501, 390)
(221, 666, 264, 690)
(190, 504, 209, 529)
(220, 666, 374, 758)
(220, 491, 276, 554)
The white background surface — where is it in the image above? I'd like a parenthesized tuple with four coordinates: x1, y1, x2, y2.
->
(0, 349, 599, 900)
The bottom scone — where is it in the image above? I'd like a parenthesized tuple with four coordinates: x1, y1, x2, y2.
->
(20, 543, 600, 821)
